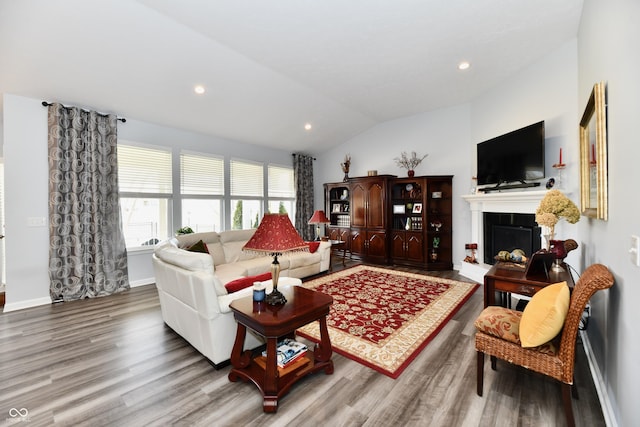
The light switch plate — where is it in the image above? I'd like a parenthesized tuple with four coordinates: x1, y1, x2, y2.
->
(27, 217, 47, 227)
(631, 235, 640, 267)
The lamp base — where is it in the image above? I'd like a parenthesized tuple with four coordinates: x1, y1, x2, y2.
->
(265, 288, 287, 305)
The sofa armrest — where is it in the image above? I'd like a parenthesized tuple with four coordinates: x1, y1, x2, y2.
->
(154, 241, 212, 272)
(217, 279, 301, 313)
(318, 241, 332, 272)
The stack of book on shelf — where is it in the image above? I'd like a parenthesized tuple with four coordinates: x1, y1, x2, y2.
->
(255, 338, 310, 375)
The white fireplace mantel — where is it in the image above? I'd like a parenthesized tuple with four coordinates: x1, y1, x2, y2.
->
(459, 190, 548, 282)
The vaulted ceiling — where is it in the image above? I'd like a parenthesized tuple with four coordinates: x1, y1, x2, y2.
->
(0, 0, 583, 154)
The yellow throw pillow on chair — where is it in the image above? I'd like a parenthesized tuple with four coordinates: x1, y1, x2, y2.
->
(519, 281, 570, 348)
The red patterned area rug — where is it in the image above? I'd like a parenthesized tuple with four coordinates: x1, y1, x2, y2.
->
(297, 265, 478, 379)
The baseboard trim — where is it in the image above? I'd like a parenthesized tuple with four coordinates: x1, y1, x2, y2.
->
(130, 278, 155, 288)
(3, 296, 52, 313)
(457, 261, 488, 283)
(580, 330, 617, 427)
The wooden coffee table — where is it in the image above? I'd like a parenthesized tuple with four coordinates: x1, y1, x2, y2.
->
(228, 286, 334, 412)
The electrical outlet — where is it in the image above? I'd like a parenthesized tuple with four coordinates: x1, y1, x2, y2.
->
(630, 235, 640, 267)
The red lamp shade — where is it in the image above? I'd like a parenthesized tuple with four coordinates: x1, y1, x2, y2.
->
(308, 210, 330, 224)
(243, 213, 308, 254)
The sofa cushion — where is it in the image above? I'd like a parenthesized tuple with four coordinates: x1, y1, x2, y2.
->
(242, 256, 290, 276)
(220, 229, 261, 263)
(154, 244, 213, 272)
(286, 250, 320, 269)
(225, 272, 272, 293)
(215, 263, 250, 285)
(224, 240, 264, 263)
(187, 239, 209, 253)
(474, 306, 521, 344)
(206, 242, 226, 267)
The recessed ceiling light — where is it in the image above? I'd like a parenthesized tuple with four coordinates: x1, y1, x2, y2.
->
(458, 61, 471, 71)
(304, 123, 312, 131)
(194, 85, 205, 95)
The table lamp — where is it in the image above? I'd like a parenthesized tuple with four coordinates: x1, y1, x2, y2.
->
(243, 213, 308, 305)
(308, 210, 330, 240)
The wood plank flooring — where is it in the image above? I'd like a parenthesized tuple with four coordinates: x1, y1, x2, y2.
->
(0, 259, 605, 426)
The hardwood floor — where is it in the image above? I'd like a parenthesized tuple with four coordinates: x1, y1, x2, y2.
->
(0, 258, 605, 426)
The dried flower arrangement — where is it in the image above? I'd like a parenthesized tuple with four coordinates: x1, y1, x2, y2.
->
(341, 154, 351, 182)
(341, 154, 351, 173)
(394, 151, 428, 170)
(535, 190, 580, 239)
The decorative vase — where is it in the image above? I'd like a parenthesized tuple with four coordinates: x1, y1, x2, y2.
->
(549, 239, 567, 272)
(407, 170, 415, 178)
(430, 249, 438, 261)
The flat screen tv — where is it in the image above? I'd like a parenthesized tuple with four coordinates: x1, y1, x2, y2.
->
(477, 121, 545, 190)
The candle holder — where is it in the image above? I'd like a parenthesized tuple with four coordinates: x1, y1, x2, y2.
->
(552, 163, 566, 188)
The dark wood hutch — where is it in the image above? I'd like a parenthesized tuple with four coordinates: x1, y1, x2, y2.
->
(324, 175, 453, 270)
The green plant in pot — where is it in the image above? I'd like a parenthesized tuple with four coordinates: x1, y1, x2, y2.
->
(176, 226, 194, 235)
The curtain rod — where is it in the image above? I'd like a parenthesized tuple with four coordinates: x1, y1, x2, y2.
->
(292, 153, 316, 160)
(42, 101, 126, 123)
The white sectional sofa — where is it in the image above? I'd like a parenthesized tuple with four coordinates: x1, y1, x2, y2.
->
(152, 229, 331, 367)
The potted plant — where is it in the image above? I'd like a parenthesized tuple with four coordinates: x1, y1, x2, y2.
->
(535, 190, 580, 271)
(176, 226, 194, 236)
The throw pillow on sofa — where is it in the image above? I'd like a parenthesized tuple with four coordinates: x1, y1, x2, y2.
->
(305, 241, 321, 253)
(225, 272, 272, 293)
(187, 239, 209, 254)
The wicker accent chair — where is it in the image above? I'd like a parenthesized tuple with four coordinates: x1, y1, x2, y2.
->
(475, 263, 614, 427)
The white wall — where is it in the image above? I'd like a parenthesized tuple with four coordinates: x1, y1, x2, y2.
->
(3, 95, 51, 310)
(578, 1, 640, 425)
(2, 94, 294, 310)
(315, 103, 471, 264)
(471, 39, 580, 267)
(316, 40, 579, 267)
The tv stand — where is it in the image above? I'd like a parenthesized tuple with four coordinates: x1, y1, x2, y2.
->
(478, 181, 540, 193)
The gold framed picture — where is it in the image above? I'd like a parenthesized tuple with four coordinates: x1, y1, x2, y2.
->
(579, 81, 608, 220)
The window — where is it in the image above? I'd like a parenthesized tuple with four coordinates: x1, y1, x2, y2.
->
(180, 152, 224, 232)
(118, 143, 172, 247)
(117, 146, 296, 240)
(268, 164, 295, 222)
(230, 159, 263, 229)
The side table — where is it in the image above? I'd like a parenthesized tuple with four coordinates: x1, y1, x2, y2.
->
(484, 263, 575, 308)
(329, 239, 348, 268)
(228, 286, 334, 413)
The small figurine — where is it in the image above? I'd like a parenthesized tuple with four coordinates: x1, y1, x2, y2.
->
(495, 248, 528, 263)
(464, 243, 478, 264)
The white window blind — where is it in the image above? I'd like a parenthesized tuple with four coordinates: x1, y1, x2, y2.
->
(230, 159, 263, 197)
(268, 165, 295, 198)
(180, 152, 224, 195)
(118, 144, 172, 194)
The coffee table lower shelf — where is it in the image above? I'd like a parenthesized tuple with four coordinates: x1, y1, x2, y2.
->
(229, 349, 332, 412)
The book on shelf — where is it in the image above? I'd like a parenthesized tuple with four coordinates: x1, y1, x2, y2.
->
(261, 338, 308, 368)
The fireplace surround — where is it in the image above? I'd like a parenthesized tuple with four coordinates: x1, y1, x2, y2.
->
(460, 190, 547, 282)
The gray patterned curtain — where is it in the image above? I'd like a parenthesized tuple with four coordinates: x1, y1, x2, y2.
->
(48, 103, 129, 301)
(293, 154, 315, 241)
